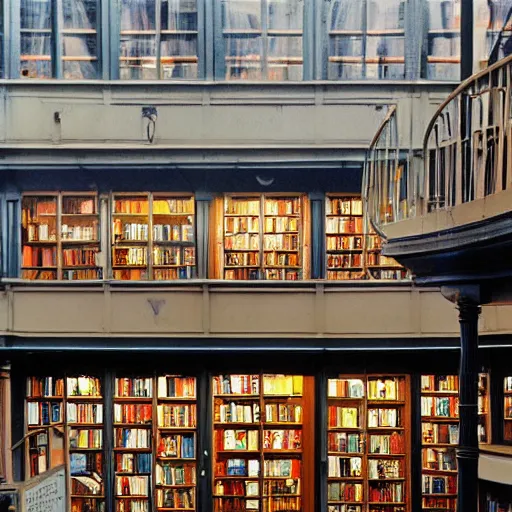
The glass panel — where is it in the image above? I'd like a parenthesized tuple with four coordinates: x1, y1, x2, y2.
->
(475, 0, 512, 70)
(120, 0, 157, 79)
(268, 0, 303, 80)
(224, 35, 263, 79)
(223, 0, 262, 79)
(20, 0, 52, 78)
(161, 0, 197, 30)
(328, 0, 364, 80)
(423, 0, 461, 80)
(61, 0, 98, 79)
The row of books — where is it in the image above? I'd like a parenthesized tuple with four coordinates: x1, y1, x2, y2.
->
(328, 456, 361, 477)
(328, 406, 359, 428)
(114, 404, 152, 424)
(326, 217, 364, 234)
(326, 235, 363, 251)
(368, 408, 401, 428)
(215, 402, 259, 424)
(153, 223, 194, 242)
(62, 198, 95, 215)
(115, 428, 151, 449)
(217, 430, 259, 451)
(421, 374, 458, 392)
(68, 377, 101, 397)
(156, 462, 196, 485)
(22, 246, 56, 267)
(154, 246, 195, 266)
(421, 396, 459, 417)
(264, 217, 299, 233)
(422, 474, 457, 494)
(27, 402, 62, 425)
(62, 248, 98, 267)
(368, 482, 403, 503)
(225, 199, 260, 216)
(116, 377, 153, 398)
(367, 254, 400, 267)
(25, 223, 57, 242)
(69, 429, 103, 449)
(326, 198, 362, 216)
(368, 378, 403, 400)
(67, 403, 103, 424)
(368, 458, 403, 479)
(225, 217, 259, 235)
(114, 200, 149, 215)
(158, 434, 195, 458)
(113, 247, 147, 266)
(64, 269, 101, 280)
(154, 267, 195, 280)
(116, 453, 152, 473)
(116, 475, 149, 496)
(113, 222, 149, 241)
(158, 376, 196, 398)
(422, 422, 459, 445)
(157, 488, 194, 509)
(423, 447, 457, 471)
(153, 198, 194, 215)
(157, 404, 196, 427)
(61, 225, 98, 241)
(328, 254, 362, 269)
(27, 376, 64, 398)
(265, 403, 302, 424)
(328, 482, 363, 502)
(225, 252, 259, 267)
(213, 374, 260, 395)
(328, 432, 361, 454)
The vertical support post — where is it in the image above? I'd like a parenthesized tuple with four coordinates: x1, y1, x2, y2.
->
(195, 192, 212, 279)
(456, 299, 480, 512)
(309, 192, 325, 279)
(460, 0, 473, 80)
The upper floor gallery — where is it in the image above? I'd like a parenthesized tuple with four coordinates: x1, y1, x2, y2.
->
(0, 0, 507, 81)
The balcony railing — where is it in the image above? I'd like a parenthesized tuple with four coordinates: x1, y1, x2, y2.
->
(365, 54, 512, 234)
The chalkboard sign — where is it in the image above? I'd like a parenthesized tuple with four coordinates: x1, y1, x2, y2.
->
(24, 468, 65, 512)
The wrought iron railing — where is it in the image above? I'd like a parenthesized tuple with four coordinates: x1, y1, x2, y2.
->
(365, 54, 512, 234)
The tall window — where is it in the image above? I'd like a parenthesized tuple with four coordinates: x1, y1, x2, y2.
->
(422, 0, 460, 80)
(20, 0, 99, 79)
(327, 0, 405, 80)
(119, 0, 199, 80)
(220, 0, 304, 80)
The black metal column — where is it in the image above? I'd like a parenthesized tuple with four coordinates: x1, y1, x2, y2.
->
(456, 299, 480, 512)
(461, 0, 473, 80)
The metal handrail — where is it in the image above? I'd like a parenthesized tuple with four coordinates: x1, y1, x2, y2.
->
(366, 55, 512, 235)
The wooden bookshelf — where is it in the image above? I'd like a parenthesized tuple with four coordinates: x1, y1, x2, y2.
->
(156, 375, 197, 511)
(66, 375, 105, 512)
(325, 196, 364, 280)
(366, 228, 407, 280)
(25, 377, 65, 478)
(212, 374, 314, 512)
(504, 377, 512, 442)
(112, 193, 196, 281)
(222, 194, 306, 280)
(22, 193, 101, 281)
(327, 375, 410, 512)
(114, 376, 153, 512)
(421, 375, 460, 512)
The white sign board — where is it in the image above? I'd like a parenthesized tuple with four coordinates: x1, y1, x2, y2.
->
(24, 468, 66, 512)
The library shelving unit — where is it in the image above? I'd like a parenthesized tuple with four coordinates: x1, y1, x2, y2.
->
(222, 195, 306, 281)
(504, 377, 512, 441)
(155, 375, 197, 511)
(66, 375, 105, 512)
(212, 374, 314, 512)
(112, 193, 196, 281)
(25, 377, 65, 478)
(420, 375, 459, 512)
(478, 373, 491, 444)
(325, 196, 364, 280)
(113, 376, 153, 512)
(21, 193, 102, 280)
(327, 374, 410, 512)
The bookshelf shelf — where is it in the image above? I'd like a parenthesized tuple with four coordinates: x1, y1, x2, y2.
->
(212, 373, 311, 512)
(222, 194, 306, 280)
(327, 374, 410, 512)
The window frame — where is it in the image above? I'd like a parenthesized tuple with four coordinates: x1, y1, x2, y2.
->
(213, 0, 314, 81)
(12, 0, 102, 79)
(110, 0, 206, 80)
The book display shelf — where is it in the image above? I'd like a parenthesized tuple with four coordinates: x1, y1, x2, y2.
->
(212, 374, 314, 512)
(325, 196, 364, 280)
(22, 193, 101, 280)
(327, 375, 410, 512)
(421, 373, 491, 511)
(112, 193, 196, 281)
(223, 195, 305, 280)
(504, 377, 512, 441)
(114, 377, 153, 512)
(26, 375, 105, 511)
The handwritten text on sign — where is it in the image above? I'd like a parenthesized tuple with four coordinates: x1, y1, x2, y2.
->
(25, 469, 65, 512)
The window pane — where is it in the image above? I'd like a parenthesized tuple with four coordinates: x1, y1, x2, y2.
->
(20, 0, 52, 78)
(423, 0, 460, 80)
(120, 0, 157, 79)
(475, 0, 511, 70)
(328, 0, 364, 79)
(268, 0, 303, 80)
(62, 0, 98, 79)
(222, 0, 262, 79)
(160, 0, 198, 79)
